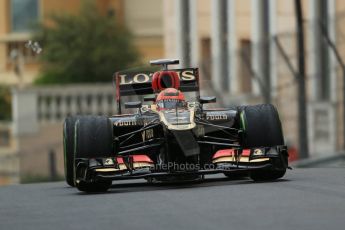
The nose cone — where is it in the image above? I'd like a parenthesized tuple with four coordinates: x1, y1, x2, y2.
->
(159, 109, 196, 130)
(171, 130, 200, 157)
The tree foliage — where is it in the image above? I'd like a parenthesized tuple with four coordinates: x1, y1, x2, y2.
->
(34, 1, 140, 84)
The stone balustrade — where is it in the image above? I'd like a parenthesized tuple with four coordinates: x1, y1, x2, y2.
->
(0, 153, 19, 185)
(12, 84, 117, 136)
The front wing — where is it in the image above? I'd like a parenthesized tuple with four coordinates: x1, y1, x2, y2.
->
(74, 146, 288, 183)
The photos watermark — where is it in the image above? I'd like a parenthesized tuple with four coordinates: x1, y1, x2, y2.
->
(149, 162, 217, 171)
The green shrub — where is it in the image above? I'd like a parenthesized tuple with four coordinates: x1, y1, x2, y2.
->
(34, 0, 140, 84)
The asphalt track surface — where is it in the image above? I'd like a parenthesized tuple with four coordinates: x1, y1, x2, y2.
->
(1, 168, 345, 230)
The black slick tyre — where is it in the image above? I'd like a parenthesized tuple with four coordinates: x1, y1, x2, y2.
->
(74, 116, 113, 192)
(63, 116, 79, 187)
(239, 104, 286, 181)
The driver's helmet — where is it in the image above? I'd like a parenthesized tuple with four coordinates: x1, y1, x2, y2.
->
(156, 88, 186, 110)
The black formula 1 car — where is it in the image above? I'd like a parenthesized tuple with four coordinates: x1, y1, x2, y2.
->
(63, 59, 289, 192)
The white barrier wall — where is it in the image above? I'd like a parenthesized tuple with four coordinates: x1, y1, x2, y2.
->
(308, 102, 337, 157)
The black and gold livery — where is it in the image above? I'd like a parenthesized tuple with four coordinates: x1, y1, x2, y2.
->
(63, 59, 289, 193)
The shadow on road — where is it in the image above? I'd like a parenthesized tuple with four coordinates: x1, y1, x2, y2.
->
(75, 176, 290, 195)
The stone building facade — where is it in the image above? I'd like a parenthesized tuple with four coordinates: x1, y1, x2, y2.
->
(0, 0, 164, 85)
(163, 0, 345, 158)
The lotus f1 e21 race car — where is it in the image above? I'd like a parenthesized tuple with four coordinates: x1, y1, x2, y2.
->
(63, 59, 289, 192)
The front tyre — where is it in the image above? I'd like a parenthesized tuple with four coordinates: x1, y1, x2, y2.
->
(74, 116, 114, 192)
(240, 104, 287, 181)
(63, 116, 79, 187)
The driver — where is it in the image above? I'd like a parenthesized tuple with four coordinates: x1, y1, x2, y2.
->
(156, 88, 187, 110)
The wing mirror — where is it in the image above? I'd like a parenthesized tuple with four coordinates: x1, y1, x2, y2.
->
(200, 96, 216, 104)
(124, 101, 142, 109)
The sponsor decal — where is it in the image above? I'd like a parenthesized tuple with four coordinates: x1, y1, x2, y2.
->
(206, 113, 228, 120)
(114, 117, 156, 127)
(114, 118, 154, 127)
(119, 73, 151, 85)
(114, 120, 138, 126)
(253, 149, 264, 156)
(104, 158, 114, 166)
(119, 70, 196, 85)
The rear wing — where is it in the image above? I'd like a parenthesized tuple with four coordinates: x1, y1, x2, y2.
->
(114, 68, 200, 114)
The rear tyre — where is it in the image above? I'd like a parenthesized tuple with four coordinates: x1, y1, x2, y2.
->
(239, 104, 287, 181)
(63, 116, 79, 187)
(74, 116, 113, 192)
